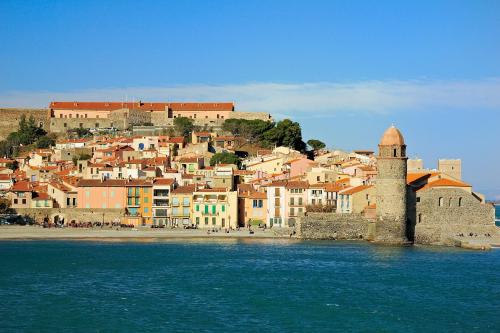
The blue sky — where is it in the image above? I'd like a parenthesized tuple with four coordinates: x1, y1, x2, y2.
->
(1, 0, 499, 198)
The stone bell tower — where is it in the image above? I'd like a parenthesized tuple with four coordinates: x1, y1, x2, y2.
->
(375, 125, 409, 244)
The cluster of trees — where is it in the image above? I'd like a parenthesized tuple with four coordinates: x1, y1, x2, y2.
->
(0, 115, 55, 158)
(67, 127, 92, 138)
(174, 117, 326, 154)
(222, 118, 326, 153)
(210, 152, 241, 167)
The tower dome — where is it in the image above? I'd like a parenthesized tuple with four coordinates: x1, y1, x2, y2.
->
(379, 125, 405, 146)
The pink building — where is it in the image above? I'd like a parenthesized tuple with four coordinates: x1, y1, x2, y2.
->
(77, 179, 127, 209)
(284, 158, 316, 178)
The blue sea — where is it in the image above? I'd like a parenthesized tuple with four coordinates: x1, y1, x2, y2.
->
(0, 240, 499, 332)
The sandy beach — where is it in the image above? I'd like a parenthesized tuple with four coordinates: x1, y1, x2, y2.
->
(0, 225, 290, 240)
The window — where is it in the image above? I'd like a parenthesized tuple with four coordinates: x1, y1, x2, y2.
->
(183, 207, 189, 215)
(144, 208, 149, 213)
(196, 217, 200, 225)
(204, 205, 209, 214)
(212, 217, 216, 225)
(275, 188, 280, 196)
(196, 204, 200, 212)
(439, 197, 444, 207)
(393, 148, 397, 157)
(449, 198, 452, 207)
(298, 198, 303, 205)
(144, 188, 149, 193)
(127, 197, 133, 205)
(183, 197, 190, 206)
(312, 199, 316, 205)
(458, 197, 463, 207)
(67, 198, 70, 206)
(290, 197, 294, 206)
(221, 205, 225, 212)
(205, 217, 209, 225)
(172, 197, 179, 206)
(289, 208, 295, 216)
(128, 188, 133, 196)
(418, 214, 422, 223)
(212, 205, 216, 214)
(135, 197, 140, 205)
(14, 199, 18, 204)
(317, 176, 320, 181)
(22, 199, 26, 204)
(416, 197, 420, 203)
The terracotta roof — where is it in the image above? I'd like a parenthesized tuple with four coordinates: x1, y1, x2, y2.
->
(167, 137, 185, 144)
(339, 185, 373, 195)
(196, 188, 229, 193)
(248, 192, 267, 199)
(153, 178, 175, 186)
(32, 192, 51, 201)
(78, 179, 128, 187)
(11, 181, 32, 192)
(379, 126, 405, 146)
(417, 178, 471, 192)
(0, 174, 12, 181)
(50, 102, 234, 112)
(172, 184, 196, 194)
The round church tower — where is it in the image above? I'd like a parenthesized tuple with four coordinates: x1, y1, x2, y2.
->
(375, 126, 409, 244)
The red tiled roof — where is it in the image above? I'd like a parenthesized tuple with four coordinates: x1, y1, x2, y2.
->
(339, 185, 373, 195)
(172, 184, 196, 194)
(11, 181, 32, 192)
(153, 178, 175, 186)
(50, 102, 234, 112)
(417, 178, 471, 192)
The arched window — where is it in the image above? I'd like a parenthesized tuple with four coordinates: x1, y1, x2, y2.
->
(458, 197, 463, 207)
(393, 148, 397, 157)
(418, 213, 422, 223)
(439, 197, 444, 207)
(449, 198, 452, 207)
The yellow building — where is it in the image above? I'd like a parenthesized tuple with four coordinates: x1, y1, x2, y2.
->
(170, 184, 195, 227)
(124, 180, 153, 226)
(337, 185, 375, 214)
(192, 188, 238, 229)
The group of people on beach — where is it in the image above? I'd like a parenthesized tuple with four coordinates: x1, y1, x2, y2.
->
(456, 232, 492, 238)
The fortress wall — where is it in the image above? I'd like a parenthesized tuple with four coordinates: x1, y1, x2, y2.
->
(295, 213, 373, 240)
(0, 108, 48, 139)
(15, 208, 125, 224)
(414, 188, 497, 245)
(229, 112, 273, 121)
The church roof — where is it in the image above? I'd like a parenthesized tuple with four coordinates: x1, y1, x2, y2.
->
(380, 126, 405, 146)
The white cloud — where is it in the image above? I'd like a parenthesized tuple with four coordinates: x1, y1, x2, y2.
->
(1, 79, 500, 117)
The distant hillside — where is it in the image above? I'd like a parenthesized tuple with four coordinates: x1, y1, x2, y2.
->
(0, 108, 47, 140)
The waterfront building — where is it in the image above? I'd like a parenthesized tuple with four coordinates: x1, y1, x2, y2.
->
(170, 185, 195, 227)
(237, 190, 267, 227)
(152, 178, 175, 227)
(77, 179, 127, 209)
(124, 180, 153, 226)
(192, 188, 238, 229)
(336, 185, 374, 214)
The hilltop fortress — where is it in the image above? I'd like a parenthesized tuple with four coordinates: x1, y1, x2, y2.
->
(47, 101, 272, 133)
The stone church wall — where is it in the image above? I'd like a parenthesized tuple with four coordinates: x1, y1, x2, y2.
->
(295, 213, 373, 240)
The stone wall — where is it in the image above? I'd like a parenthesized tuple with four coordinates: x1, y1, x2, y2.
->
(229, 112, 273, 121)
(0, 108, 48, 139)
(413, 188, 496, 245)
(295, 213, 373, 240)
(49, 117, 128, 133)
(15, 208, 125, 224)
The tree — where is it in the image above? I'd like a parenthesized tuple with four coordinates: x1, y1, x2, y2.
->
(173, 117, 195, 138)
(0, 198, 12, 214)
(68, 128, 92, 138)
(72, 153, 92, 166)
(6, 160, 18, 171)
(35, 135, 56, 149)
(307, 139, 326, 151)
(261, 119, 306, 152)
(172, 143, 179, 157)
(222, 119, 274, 144)
(210, 152, 241, 167)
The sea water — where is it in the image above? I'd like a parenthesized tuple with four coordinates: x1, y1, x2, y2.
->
(0, 240, 499, 332)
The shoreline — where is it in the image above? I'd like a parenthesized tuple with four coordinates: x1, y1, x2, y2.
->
(0, 225, 288, 241)
(1, 226, 498, 249)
